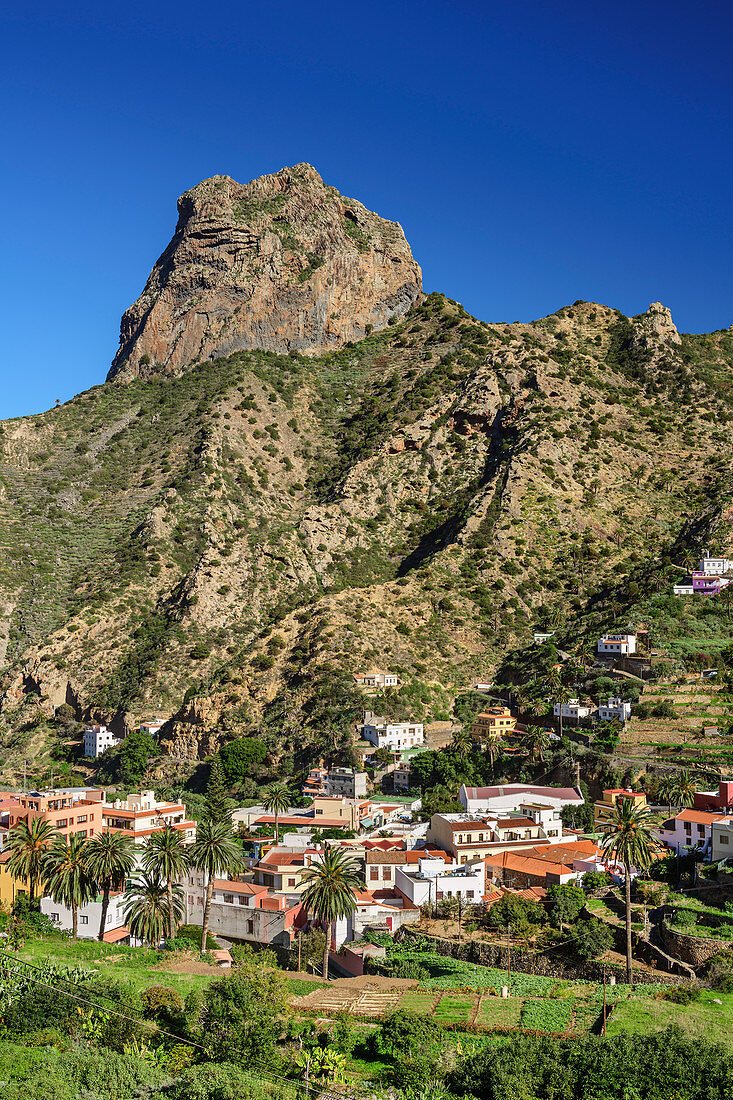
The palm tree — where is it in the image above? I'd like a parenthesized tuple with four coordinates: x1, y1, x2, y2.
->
(262, 782, 290, 846)
(85, 830, 138, 941)
(451, 727, 472, 761)
(672, 769, 697, 808)
(42, 834, 96, 937)
(300, 847, 362, 980)
(599, 797, 656, 985)
(190, 820, 243, 952)
(123, 871, 183, 947)
(5, 818, 59, 903)
(483, 727, 503, 778)
(142, 824, 190, 940)
(523, 725, 551, 763)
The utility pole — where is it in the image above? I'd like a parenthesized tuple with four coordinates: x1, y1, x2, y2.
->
(297, 930, 302, 973)
(602, 971, 607, 1035)
(506, 923, 511, 986)
(458, 896, 462, 942)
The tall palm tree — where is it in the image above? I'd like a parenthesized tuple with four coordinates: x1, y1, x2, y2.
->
(599, 797, 656, 985)
(482, 726, 503, 778)
(85, 830, 138, 941)
(190, 820, 243, 952)
(123, 871, 183, 947)
(6, 817, 58, 903)
(142, 824, 190, 940)
(262, 782, 290, 846)
(300, 847, 362, 980)
(451, 727, 472, 761)
(672, 769, 697, 808)
(523, 725, 551, 763)
(42, 834, 96, 937)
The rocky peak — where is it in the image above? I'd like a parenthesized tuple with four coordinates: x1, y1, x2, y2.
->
(632, 300, 681, 349)
(108, 164, 422, 380)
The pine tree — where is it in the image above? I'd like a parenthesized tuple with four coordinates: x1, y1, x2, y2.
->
(202, 756, 234, 823)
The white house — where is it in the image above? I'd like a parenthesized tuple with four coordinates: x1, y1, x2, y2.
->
(361, 714, 424, 751)
(395, 856, 486, 908)
(354, 671, 400, 689)
(700, 552, 733, 575)
(459, 783, 584, 816)
(656, 808, 725, 857)
(533, 631, 555, 644)
(553, 699, 592, 721)
(139, 717, 166, 737)
(673, 583, 694, 596)
(597, 697, 632, 723)
(598, 633, 637, 656)
(42, 892, 129, 941)
(83, 725, 119, 759)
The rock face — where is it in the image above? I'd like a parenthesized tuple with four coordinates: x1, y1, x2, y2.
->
(109, 164, 422, 380)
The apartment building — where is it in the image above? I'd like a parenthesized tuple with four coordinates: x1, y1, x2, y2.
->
(394, 856, 486, 907)
(598, 633, 637, 656)
(83, 725, 119, 759)
(657, 808, 724, 856)
(597, 697, 632, 723)
(102, 790, 195, 844)
(1, 788, 105, 841)
(427, 811, 558, 863)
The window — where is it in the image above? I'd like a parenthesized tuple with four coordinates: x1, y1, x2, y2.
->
(288, 877, 296, 887)
(76, 815, 87, 823)
(698, 824, 705, 837)
(239, 895, 247, 904)
(370, 868, 379, 881)
(51, 913, 59, 923)
(57, 819, 68, 828)
(80, 915, 88, 925)
(720, 834, 729, 845)
(224, 893, 234, 904)
(247, 920, 254, 934)
(76, 830, 87, 838)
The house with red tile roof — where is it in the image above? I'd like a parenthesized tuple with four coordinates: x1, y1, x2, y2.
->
(657, 807, 725, 857)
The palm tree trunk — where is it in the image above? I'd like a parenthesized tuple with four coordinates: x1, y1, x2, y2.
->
(98, 881, 110, 942)
(624, 859, 633, 987)
(201, 872, 215, 952)
(167, 878, 176, 941)
(275, 810, 279, 847)
(72, 901, 78, 939)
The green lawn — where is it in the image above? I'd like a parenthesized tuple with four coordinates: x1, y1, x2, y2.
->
(606, 989, 733, 1047)
(520, 997, 574, 1034)
(397, 991, 438, 1015)
(433, 994, 477, 1024)
(475, 995, 524, 1029)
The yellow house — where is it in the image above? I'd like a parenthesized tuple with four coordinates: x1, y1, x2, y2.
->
(594, 788, 647, 827)
(0, 851, 30, 908)
(472, 708, 516, 746)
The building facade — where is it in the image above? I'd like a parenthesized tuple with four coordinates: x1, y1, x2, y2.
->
(361, 716, 424, 751)
(83, 725, 119, 759)
(598, 633, 637, 656)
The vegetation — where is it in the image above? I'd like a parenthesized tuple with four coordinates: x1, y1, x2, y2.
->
(300, 848, 362, 978)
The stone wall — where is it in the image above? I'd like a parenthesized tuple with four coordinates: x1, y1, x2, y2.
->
(395, 927, 688, 985)
(660, 919, 732, 967)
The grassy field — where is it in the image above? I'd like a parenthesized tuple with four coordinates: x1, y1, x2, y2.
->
(606, 988, 733, 1047)
(10, 936, 220, 996)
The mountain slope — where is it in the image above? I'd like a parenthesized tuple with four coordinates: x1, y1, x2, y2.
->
(1, 166, 733, 786)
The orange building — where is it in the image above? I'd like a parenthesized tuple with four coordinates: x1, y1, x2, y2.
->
(594, 787, 647, 826)
(1, 788, 105, 841)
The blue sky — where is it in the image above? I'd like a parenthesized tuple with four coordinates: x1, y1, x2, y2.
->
(1, 0, 731, 417)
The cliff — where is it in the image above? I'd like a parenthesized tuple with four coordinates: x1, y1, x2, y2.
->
(108, 164, 422, 380)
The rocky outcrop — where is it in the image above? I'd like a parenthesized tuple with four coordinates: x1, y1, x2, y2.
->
(632, 301, 681, 351)
(109, 164, 422, 379)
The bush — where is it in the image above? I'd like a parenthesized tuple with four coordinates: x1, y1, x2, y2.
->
(581, 870, 611, 893)
(651, 700, 675, 718)
(219, 738, 267, 783)
(568, 917, 613, 959)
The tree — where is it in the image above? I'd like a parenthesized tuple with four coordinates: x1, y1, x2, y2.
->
(300, 847, 362, 979)
(599, 796, 656, 984)
(672, 769, 697, 808)
(546, 883, 585, 929)
(451, 727, 472, 761)
(202, 947, 290, 1063)
(119, 729, 157, 786)
(124, 871, 183, 946)
(261, 781, 291, 846)
(5, 817, 58, 903)
(85, 830, 138, 941)
(42, 834, 95, 937)
(218, 738, 267, 784)
(142, 824, 190, 940)
(190, 821, 243, 952)
(201, 757, 234, 823)
(523, 724, 551, 762)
